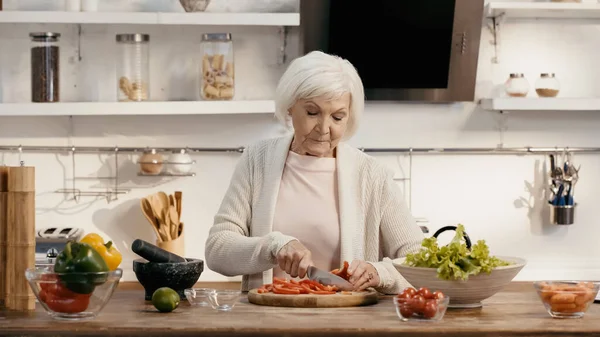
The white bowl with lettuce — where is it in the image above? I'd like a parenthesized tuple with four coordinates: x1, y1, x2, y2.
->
(393, 224, 526, 308)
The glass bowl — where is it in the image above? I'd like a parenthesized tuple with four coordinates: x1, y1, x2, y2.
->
(184, 288, 216, 306)
(534, 281, 599, 319)
(208, 290, 242, 311)
(393, 294, 449, 322)
(25, 266, 123, 321)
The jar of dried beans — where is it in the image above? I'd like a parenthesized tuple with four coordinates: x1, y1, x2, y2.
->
(30, 32, 60, 103)
(535, 73, 560, 98)
(201, 33, 234, 100)
(116, 34, 150, 102)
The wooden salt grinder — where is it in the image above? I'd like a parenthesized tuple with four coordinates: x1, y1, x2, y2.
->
(0, 166, 8, 309)
(6, 166, 36, 311)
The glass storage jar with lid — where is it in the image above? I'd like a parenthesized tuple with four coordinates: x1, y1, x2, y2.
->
(30, 32, 61, 103)
(504, 73, 529, 97)
(201, 33, 234, 100)
(535, 73, 560, 98)
(116, 33, 150, 102)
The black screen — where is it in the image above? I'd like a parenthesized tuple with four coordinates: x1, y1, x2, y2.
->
(326, 0, 456, 90)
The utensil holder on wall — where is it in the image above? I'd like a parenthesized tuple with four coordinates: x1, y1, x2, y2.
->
(550, 204, 576, 225)
(156, 223, 184, 257)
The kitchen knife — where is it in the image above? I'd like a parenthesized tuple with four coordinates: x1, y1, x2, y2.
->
(307, 266, 354, 291)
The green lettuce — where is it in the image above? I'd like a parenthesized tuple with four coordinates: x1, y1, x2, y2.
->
(403, 224, 511, 281)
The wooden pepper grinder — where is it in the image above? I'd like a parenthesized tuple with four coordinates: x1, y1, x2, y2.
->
(5, 165, 36, 311)
(0, 166, 8, 309)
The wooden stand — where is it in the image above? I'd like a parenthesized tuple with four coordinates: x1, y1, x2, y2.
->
(5, 166, 36, 311)
(0, 166, 8, 309)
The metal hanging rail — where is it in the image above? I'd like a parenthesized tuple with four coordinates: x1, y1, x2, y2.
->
(1, 144, 600, 154)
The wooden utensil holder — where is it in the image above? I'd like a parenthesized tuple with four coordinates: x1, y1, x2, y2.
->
(5, 166, 36, 311)
(156, 223, 184, 257)
(0, 166, 8, 309)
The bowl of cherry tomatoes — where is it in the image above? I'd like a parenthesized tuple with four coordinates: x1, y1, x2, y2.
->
(393, 286, 449, 321)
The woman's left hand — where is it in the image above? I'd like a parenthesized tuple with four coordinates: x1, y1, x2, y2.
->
(347, 260, 380, 291)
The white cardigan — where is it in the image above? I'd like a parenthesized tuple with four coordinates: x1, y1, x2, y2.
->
(205, 134, 424, 294)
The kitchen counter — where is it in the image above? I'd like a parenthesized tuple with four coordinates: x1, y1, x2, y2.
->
(1, 283, 599, 337)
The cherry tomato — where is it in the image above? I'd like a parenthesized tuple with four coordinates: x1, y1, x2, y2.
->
(399, 304, 414, 318)
(423, 300, 438, 319)
(403, 287, 417, 298)
(397, 292, 412, 302)
(410, 294, 426, 314)
(418, 287, 433, 300)
(432, 291, 445, 300)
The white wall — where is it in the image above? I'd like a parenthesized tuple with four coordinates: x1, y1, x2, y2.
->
(1, 0, 600, 283)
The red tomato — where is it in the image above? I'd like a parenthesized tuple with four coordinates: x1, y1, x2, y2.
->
(432, 291, 445, 300)
(423, 300, 438, 319)
(399, 304, 414, 318)
(396, 291, 412, 301)
(410, 295, 426, 314)
(403, 287, 417, 297)
(418, 287, 433, 300)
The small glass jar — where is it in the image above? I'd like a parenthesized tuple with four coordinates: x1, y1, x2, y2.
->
(167, 149, 193, 175)
(504, 73, 529, 98)
(535, 73, 560, 98)
(139, 149, 163, 175)
(30, 32, 60, 103)
(201, 33, 234, 100)
(116, 34, 150, 102)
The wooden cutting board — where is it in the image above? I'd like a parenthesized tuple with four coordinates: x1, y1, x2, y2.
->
(247, 289, 379, 308)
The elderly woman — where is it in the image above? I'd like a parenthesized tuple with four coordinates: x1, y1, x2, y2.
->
(205, 51, 424, 295)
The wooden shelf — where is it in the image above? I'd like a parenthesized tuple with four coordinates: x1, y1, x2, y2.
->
(486, 2, 600, 20)
(0, 11, 300, 26)
(0, 101, 275, 116)
(480, 98, 600, 112)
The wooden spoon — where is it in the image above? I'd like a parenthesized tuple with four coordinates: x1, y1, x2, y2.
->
(175, 191, 182, 219)
(140, 198, 163, 242)
(169, 206, 179, 238)
(163, 208, 172, 241)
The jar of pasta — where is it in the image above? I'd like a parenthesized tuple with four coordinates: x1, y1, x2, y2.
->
(116, 33, 150, 102)
(200, 33, 234, 100)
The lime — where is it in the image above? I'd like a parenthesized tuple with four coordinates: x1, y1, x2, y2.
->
(152, 287, 180, 313)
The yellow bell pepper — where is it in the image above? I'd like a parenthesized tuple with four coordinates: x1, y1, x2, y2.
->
(79, 233, 123, 271)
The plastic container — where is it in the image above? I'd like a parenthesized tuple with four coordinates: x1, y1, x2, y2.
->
(116, 34, 150, 102)
(535, 73, 560, 98)
(30, 32, 61, 103)
(201, 33, 234, 100)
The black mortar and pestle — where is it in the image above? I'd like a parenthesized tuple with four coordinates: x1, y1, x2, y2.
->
(131, 239, 204, 301)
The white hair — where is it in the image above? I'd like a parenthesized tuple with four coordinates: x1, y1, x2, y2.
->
(274, 51, 365, 140)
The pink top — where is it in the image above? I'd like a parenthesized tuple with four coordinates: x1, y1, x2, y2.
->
(272, 151, 341, 279)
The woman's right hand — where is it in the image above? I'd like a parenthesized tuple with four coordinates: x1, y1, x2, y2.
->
(276, 240, 313, 278)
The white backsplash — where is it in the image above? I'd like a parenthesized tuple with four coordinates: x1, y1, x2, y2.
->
(1, 0, 600, 283)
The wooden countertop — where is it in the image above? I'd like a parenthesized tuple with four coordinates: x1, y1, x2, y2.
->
(1, 282, 599, 337)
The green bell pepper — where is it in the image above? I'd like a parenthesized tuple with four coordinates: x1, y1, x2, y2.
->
(54, 241, 110, 294)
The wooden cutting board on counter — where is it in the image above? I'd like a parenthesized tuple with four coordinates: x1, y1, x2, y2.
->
(247, 289, 379, 308)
